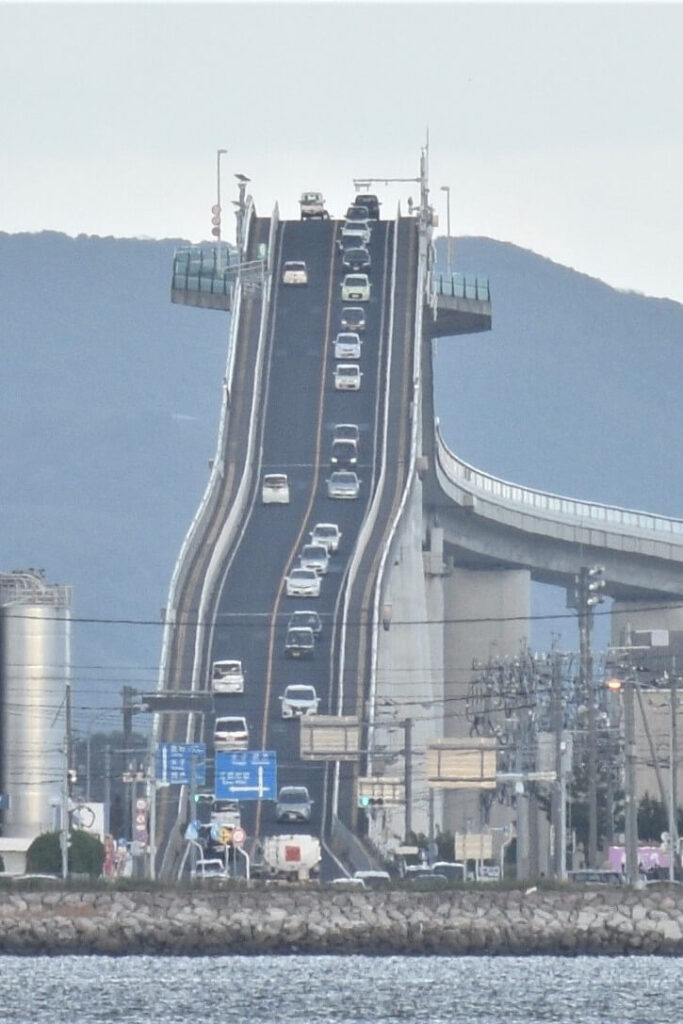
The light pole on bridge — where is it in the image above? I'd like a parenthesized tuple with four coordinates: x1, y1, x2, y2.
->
(440, 184, 452, 276)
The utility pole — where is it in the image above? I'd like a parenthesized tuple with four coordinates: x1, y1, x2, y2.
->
(122, 685, 135, 842)
(575, 565, 605, 867)
(623, 673, 639, 885)
(669, 672, 679, 882)
(60, 680, 71, 880)
(551, 652, 566, 879)
(404, 718, 413, 840)
(103, 743, 111, 836)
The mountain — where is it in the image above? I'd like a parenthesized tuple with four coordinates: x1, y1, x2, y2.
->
(3, 230, 681, 703)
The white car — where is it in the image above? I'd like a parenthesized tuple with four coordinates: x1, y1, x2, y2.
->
(334, 363, 362, 391)
(327, 470, 361, 500)
(285, 567, 322, 597)
(262, 473, 290, 504)
(340, 220, 371, 246)
(333, 332, 362, 359)
(210, 659, 244, 694)
(281, 260, 308, 285)
(299, 543, 330, 575)
(280, 684, 321, 719)
(341, 274, 371, 302)
(333, 423, 359, 445)
(310, 522, 342, 553)
(213, 715, 249, 751)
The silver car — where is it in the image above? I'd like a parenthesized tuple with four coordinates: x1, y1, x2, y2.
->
(285, 567, 321, 597)
(310, 523, 342, 553)
(327, 470, 361, 500)
(213, 715, 249, 751)
(333, 332, 362, 359)
(333, 363, 362, 390)
(280, 683, 321, 719)
(276, 785, 313, 822)
(299, 543, 330, 575)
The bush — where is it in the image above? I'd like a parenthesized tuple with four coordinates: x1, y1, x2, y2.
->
(26, 830, 104, 877)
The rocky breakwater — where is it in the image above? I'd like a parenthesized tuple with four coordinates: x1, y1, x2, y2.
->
(1, 884, 682, 955)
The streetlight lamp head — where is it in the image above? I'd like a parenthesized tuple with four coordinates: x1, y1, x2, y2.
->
(217, 148, 227, 155)
(235, 173, 250, 183)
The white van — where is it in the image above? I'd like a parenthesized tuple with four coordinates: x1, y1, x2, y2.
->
(210, 659, 244, 694)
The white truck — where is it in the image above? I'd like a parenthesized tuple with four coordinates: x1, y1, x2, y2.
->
(299, 191, 329, 220)
(255, 834, 322, 880)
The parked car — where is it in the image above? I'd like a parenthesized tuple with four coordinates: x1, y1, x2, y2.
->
(353, 870, 391, 889)
(327, 470, 361, 500)
(213, 716, 249, 751)
(333, 363, 362, 390)
(341, 306, 366, 332)
(341, 273, 371, 302)
(276, 785, 313, 822)
(281, 261, 308, 285)
(299, 543, 330, 575)
(431, 861, 466, 882)
(310, 522, 342, 553)
(285, 567, 321, 597)
(287, 609, 323, 636)
(342, 247, 371, 273)
(280, 683, 320, 719)
(331, 439, 358, 468)
(210, 659, 245, 694)
(333, 331, 362, 359)
(262, 473, 290, 504)
(284, 625, 315, 658)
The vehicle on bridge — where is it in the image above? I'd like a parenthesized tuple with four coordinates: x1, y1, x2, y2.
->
(339, 222, 371, 248)
(276, 785, 313, 823)
(285, 567, 321, 598)
(353, 193, 380, 219)
(211, 800, 241, 830)
(333, 423, 359, 445)
(342, 247, 371, 274)
(345, 204, 370, 221)
(299, 191, 329, 220)
(262, 473, 290, 504)
(333, 331, 362, 359)
(281, 260, 308, 285)
(333, 363, 363, 390)
(210, 659, 245, 694)
(299, 543, 330, 575)
(341, 274, 371, 302)
(284, 626, 315, 658)
(340, 306, 366, 332)
(309, 523, 342, 553)
(280, 683, 320, 719)
(287, 608, 323, 635)
(213, 715, 249, 751)
(327, 470, 361, 500)
(331, 439, 358, 468)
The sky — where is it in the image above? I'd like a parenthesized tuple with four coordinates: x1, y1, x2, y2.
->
(2, 1, 683, 302)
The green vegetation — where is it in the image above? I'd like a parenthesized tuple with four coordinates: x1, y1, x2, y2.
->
(26, 830, 104, 878)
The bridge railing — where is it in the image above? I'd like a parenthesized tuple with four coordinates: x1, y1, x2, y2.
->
(436, 422, 683, 538)
(434, 272, 491, 302)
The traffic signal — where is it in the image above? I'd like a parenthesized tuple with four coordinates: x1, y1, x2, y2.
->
(358, 795, 384, 808)
(211, 203, 221, 238)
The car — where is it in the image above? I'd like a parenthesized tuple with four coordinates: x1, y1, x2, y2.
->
(340, 221, 371, 247)
(345, 204, 370, 221)
(285, 567, 321, 597)
(431, 861, 466, 882)
(213, 715, 249, 751)
(284, 625, 315, 658)
(299, 543, 330, 575)
(287, 609, 323, 635)
(310, 522, 342, 553)
(341, 306, 366, 333)
(333, 331, 362, 359)
(280, 683, 321, 719)
(341, 274, 371, 302)
(330, 876, 366, 888)
(342, 247, 371, 274)
(327, 470, 361, 499)
(404, 872, 449, 889)
(334, 363, 362, 391)
(281, 260, 308, 285)
(331, 439, 358, 468)
(276, 785, 313, 822)
(354, 193, 380, 219)
(299, 191, 329, 220)
(353, 870, 391, 889)
(333, 423, 359, 445)
(567, 869, 624, 886)
(192, 858, 228, 881)
(262, 473, 290, 504)
(210, 800, 241, 829)
(210, 659, 245, 694)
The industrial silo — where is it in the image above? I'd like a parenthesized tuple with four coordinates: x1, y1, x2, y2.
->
(0, 570, 72, 839)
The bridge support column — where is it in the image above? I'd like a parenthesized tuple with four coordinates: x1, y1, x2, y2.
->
(442, 567, 531, 851)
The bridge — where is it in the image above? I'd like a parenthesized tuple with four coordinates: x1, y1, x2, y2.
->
(153, 150, 683, 879)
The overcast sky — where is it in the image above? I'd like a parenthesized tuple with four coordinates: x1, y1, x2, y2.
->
(3, 1, 683, 302)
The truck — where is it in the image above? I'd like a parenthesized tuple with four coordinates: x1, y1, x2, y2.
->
(299, 191, 329, 220)
(254, 834, 322, 880)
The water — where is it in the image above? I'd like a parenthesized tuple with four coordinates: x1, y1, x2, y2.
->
(0, 955, 679, 1023)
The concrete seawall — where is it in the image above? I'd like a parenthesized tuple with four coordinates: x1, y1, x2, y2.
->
(1, 885, 683, 956)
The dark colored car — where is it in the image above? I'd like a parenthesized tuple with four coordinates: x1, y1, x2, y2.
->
(354, 193, 380, 219)
(345, 204, 370, 221)
(331, 439, 358, 468)
(342, 247, 371, 273)
(341, 306, 366, 332)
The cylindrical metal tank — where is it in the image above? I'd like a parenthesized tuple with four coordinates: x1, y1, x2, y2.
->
(0, 570, 72, 839)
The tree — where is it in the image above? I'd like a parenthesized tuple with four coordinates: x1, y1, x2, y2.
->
(637, 793, 683, 842)
(26, 830, 104, 877)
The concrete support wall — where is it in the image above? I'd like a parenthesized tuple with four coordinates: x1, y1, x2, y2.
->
(441, 568, 531, 835)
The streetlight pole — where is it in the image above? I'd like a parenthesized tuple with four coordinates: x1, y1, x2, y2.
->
(216, 148, 227, 240)
(440, 185, 452, 277)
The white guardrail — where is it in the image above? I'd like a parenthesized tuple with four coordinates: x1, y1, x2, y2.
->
(435, 421, 683, 539)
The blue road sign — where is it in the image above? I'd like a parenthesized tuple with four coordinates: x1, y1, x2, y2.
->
(214, 750, 277, 801)
(156, 742, 206, 786)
